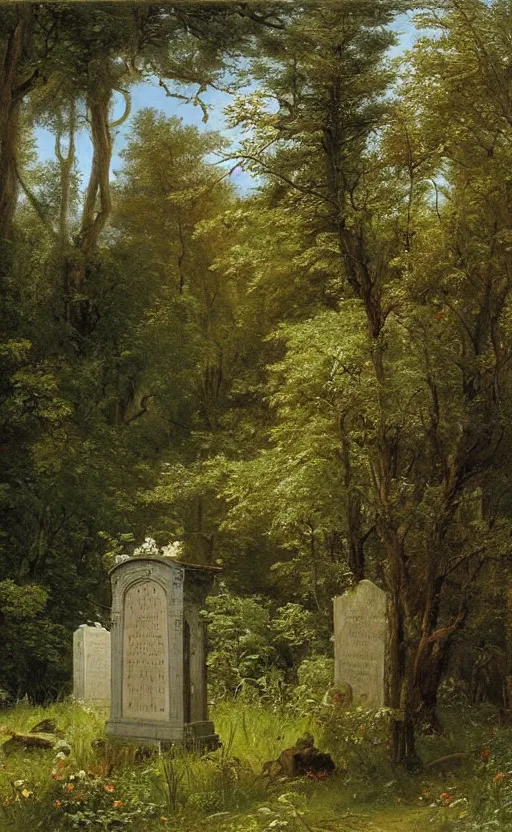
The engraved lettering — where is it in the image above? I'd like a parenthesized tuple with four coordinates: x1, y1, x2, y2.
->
(122, 581, 169, 720)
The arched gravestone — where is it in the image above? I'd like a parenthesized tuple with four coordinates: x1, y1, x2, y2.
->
(106, 556, 219, 747)
(333, 580, 388, 709)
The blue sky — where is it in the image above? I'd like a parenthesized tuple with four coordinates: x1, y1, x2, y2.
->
(34, 12, 416, 194)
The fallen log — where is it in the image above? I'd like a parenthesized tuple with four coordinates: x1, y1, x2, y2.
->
(0, 725, 58, 755)
(262, 735, 335, 780)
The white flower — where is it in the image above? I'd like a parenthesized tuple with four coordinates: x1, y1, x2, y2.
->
(134, 537, 160, 556)
(161, 541, 182, 559)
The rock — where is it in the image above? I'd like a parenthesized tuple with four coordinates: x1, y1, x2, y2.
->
(30, 719, 60, 735)
(322, 684, 353, 708)
(91, 738, 107, 751)
(53, 738, 71, 756)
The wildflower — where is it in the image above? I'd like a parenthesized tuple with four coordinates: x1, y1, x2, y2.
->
(13, 780, 25, 788)
(54, 801, 61, 808)
(66, 783, 74, 792)
(113, 800, 123, 808)
(52, 772, 63, 780)
(77, 770, 86, 780)
(104, 784, 115, 792)
(160, 818, 168, 823)
(495, 773, 506, 782)
(21, 789, 32, 799)
(482, 749, 490, 761)
(55, 752, 67, 762)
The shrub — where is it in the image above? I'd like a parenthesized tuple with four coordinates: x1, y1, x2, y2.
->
(205, 586, 330, 706)
(318, 705, 392, 774)
(287, 656, 334, 718)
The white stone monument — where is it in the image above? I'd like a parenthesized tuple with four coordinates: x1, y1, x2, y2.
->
(73, 625, 111, 705)
(333, 580, 388, 708)
(106, 556, 219, 747)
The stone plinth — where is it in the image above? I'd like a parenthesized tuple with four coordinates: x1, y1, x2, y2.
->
(333, 580, 388, 709)
(106, 556, 219, 747)
(73, 625, 111, 705)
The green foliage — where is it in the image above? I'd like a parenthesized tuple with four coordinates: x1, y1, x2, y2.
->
(2, 0, 512, 777)
(206, 588, 276, 699)
(290, 656, 335, 717)
(205, 586, 330, 703)
(0, 581, 47, 620)
(318, 706, 393, 773)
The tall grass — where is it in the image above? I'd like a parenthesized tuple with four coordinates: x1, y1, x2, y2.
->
(213, 700, 316, 769)
(0, 699, 315, 830)
(0, 698, 490, 832)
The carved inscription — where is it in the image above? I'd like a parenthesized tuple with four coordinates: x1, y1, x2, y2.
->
(85, 629, 111, 701)
(122, 581, 169, 720)
(333, 581, 387, 708)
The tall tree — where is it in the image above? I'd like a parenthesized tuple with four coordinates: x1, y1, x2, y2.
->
(215, 0, 512, 764)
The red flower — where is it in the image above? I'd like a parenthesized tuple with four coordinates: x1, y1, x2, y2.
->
(482, 749, 490, 760)
(104, 784, 115, 793)
(495, 773, 506, 782)
(113, 800, 123, 808)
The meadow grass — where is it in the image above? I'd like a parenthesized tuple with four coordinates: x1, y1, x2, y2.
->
(0, 699, 497, 832)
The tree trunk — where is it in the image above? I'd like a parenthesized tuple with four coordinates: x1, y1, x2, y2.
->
(65, 79, 113, 334)
(385, 534, 420, 767)
(340, 414, 365, 582)
(79, 84, 113, 257)
(56, 100, 76, 247)
(0, 11, 30, 240)
(414, 640, 450, 734)
(506, 585, 512, 710)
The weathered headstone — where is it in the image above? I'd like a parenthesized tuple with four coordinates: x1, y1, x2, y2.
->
(73, 625, 111, 705)
(106, 556, 219, 747)
(333, 580, 388, 708)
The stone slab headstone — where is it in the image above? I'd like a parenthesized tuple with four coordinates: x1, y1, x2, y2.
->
(73, 625, 111, 705)
(333, 579, 388, 709)
(106, 556, 219, 748)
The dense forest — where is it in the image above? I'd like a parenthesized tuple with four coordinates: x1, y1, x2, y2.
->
(2, 0, 512, 769)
